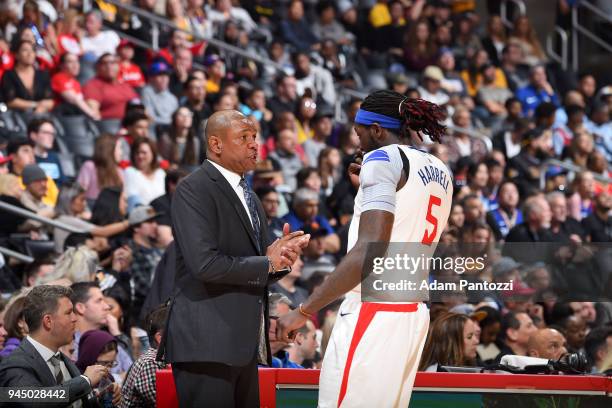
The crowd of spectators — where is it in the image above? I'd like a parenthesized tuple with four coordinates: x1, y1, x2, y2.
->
(0, 0, 611, 405)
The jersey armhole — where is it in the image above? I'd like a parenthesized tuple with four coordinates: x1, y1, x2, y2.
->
(397, 147, 410, 191)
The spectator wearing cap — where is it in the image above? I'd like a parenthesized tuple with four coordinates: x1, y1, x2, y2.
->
(83, 53, 138, 121)
(300, 221, 337, 280)
(116, 40, 145, 89)
(141, 61, 179, 126)
(283, 188, 339, 254)
(527, 328, 567, 360)
(475, 306, 502, 365)
(293, 51, 336, 107)
(28, 118, 65, 186)
(516, 65, 560, 117)
(127, 205, 163, 321)
(495, 311, 537, 360)
(418, 66, 450, 106)
(547, 191, 585, 243)
(80, 10, 120, 60)
(303, 107, 334, 166)
(51, 52, 101, 119)
(20, 164, 56, 222)
(486, 180, 523, 240)
(75, 330, 121, 403)
(268, 129, 303, 191)
(280, 0, 319, 52)
(582, 192, 612, 242)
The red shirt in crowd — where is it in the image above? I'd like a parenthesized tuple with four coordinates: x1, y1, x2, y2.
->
(51, 71, 82, 107)
(117, 61, 145, 88)
(82, 77, 138, 120)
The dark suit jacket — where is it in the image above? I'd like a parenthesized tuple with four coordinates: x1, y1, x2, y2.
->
(0, 338, 99, 408)
(161, 160, 274, 367)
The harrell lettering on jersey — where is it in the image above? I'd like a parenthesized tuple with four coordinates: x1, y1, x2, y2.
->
(346, 144, 453, 294)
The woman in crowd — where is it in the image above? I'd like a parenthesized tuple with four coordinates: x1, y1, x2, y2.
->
(123, 137, 166, 207)
(419, 312, 481, 371)
(448, 203, 465, 230)
(0, 296, 28, 357)
(54, 182, 130, 253)
(403, 19, 438, 72)
(51, 52, 99, 118)
(509, 15, 547, 66)
(481, 15, 507, 66)
(75, 330, 121, 404)
(568, 171, 595, 220)
(0, 40, 53, 114)
(19, 0, 58, 58)
(157, 106, 202, 170)
(459, 161, 491, 210)
(77, 134, 124, 207)
(564, 129, 594, 168)
(295, 95, 317, 144)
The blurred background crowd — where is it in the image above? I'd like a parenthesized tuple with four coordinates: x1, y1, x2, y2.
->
(0, 0, 611, 405)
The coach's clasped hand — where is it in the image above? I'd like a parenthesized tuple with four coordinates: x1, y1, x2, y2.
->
(266, 223, 310, 273)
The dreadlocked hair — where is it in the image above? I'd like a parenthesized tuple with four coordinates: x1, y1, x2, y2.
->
(360, 90, 447, 143)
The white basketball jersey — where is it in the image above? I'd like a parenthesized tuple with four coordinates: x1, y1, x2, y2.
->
(346, 144, 453, 295)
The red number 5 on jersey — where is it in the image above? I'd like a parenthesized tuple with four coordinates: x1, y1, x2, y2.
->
(421, 194, 442, 245)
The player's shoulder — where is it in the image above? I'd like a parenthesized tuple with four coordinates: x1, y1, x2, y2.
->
(362, 144, 402, 166)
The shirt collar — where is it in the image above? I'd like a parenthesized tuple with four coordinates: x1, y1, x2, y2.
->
(27, 336, 59, 362)
(208, 159, 243, 189)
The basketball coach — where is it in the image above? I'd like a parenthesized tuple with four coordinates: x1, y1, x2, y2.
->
(159, 110, 310, 407)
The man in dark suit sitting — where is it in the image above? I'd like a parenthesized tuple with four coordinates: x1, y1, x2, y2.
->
(160, 110, 309, 407)
(0, 285, 110, 407)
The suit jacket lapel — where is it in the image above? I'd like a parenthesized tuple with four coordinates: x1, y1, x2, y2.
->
(203, 161, 261, 254)
(20, 340, 57, 386)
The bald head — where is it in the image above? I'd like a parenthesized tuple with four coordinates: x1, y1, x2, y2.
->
(527, 328, 567, 360)
(206, 110, 259, 174)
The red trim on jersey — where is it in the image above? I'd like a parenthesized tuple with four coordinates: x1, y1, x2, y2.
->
(337, 302, 418, 407)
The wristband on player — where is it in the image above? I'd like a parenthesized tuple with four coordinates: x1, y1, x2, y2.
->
(298, 303, 313, 318)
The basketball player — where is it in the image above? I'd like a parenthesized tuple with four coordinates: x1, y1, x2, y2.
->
(277, 90, 453, 407)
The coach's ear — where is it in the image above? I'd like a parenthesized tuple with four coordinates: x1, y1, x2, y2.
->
(208, 134, 223, 154)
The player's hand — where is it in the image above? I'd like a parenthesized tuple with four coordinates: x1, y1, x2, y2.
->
(276, 309, 308, 343)
(348, 149, 363, 189)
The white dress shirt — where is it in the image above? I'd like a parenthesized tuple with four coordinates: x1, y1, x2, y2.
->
(208, 160, 254, 227)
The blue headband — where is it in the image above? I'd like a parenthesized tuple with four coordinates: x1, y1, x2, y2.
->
(354, 109, 401, 129)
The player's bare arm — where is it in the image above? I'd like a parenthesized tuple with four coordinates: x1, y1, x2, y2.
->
(277, 209, 394, 341)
